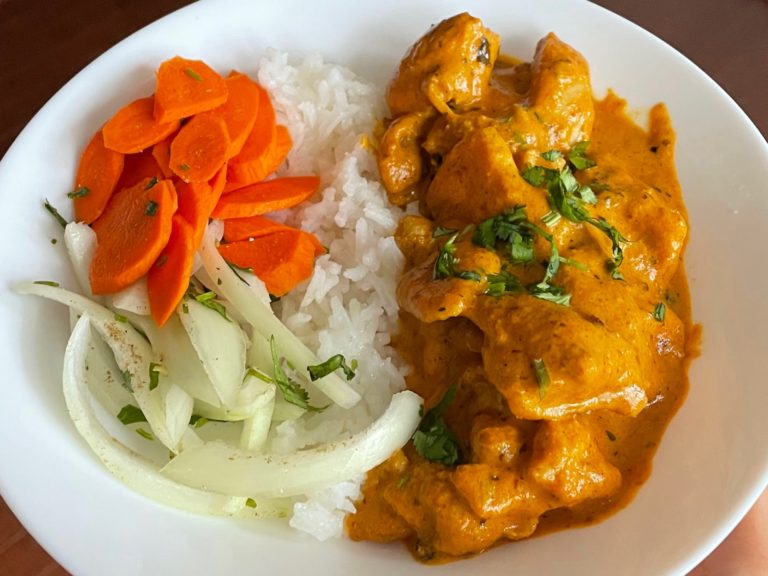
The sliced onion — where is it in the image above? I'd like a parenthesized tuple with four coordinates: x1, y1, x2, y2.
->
(131, 314, 222, 407)
(15, 282, 176, 450)
(63, 222, 99, 300)
(240, 384, 276, 451)
(63, 314, 291, 518)
(160, 390, 422, 497)
(198, 223, 361, 409)
(111, 276, 150, 315)
(177, 299, 247, 408)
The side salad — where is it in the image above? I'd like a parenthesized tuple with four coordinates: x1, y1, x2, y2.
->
(16, 55, 421, 520)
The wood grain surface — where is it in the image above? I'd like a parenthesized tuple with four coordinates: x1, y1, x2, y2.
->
(0, 1, 766, 574)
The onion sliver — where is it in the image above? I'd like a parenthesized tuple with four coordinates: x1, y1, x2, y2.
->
(63, 314, 291, 518)
(161, 390, 422, 498)
(199, 224, 361, 409)
(63, 222, 99, 300)
(15, 282, 177, 450)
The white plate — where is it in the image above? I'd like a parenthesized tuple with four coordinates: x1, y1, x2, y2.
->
(1, 1, 767, 574)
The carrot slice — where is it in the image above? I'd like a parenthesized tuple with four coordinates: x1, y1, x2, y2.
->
(200, 73, 260, 160)
(222, 216, 326, 256)
(222, 215, 291, 242)
(115, 149, 164, 191)
(72, 130, 124, 224)
(170, 114, 230, 183)
(90, 178, 177, 295)
(226, 84, 277, 185)
(102, 96, 180, 154)
(217, 229, 317, 296)
(152, 134, 176, 178)
(154, 56, 229, 124)
(224, 124, 293, 193)
(211, 176, 320, 219)
(176, 164, 227, 249)
(147, 215, 196, 326)
(210, 162, 228, 199)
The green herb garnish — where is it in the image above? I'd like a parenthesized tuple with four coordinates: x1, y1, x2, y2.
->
(485, 270, 524, 296)
(44, 199, 68, 229)
(144, 177, 158, 190)
(194, 291, 231, 321)
(567, 141, 596, 171)
(145, 201, 158, 216)
(67, 186, 90, 199)
(432, 226, 457, 238)
(114, 313, 128, 323)
(532, 358, 551, 399)
(412, 385, 461, 466)
(179, 163, 191, 171)
(433, 231, 460, 279)
(120, 369, 133, 392)
(149, 362, 161, 391)
(117, 404, 147, 425)
(185, 67, 203, 81)
(135, 428, 154, 440)
(33, 280, 59, 287)
(307, 354, 357, 381)
(653, 302, 666, 322)
(270, 336, 325, 412)
(245, 498, 258, 509)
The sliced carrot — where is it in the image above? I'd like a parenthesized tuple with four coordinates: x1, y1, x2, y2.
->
(211, 176, 320, 219)
(200, 73, 260, 160)
(154, 56, 229, 123)
(226, 84, 277, 185)
(170, 114, 230, 183)
(147, 215, 196, 326)
(176, 163, 226, 249)
(210, 162, 228, 199)
(152, 134, 176, 178)
(217, 229, 317, 296)
(115, 149, 164, 191)
(90, 178, 177, 295)
(222, 216, 327, 256)
(224, 124, 292, 193)
(102, 96, 180, 154)
(222, 215, 291, 242)
(72, 130, 125, 224)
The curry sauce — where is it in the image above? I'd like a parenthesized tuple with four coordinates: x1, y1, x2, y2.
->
(346, 13, 695, 562)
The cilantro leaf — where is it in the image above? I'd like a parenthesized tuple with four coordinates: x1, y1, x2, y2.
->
(270, 336, 325, 412)
(412, 385, 461, 466)
(653, 302, 666, 322)
(117, 404, 147, 425)
(307, 354, 357, 381)
(567, 141, 596, 171)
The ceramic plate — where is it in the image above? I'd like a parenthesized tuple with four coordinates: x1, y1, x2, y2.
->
(1, 1, 767, 574)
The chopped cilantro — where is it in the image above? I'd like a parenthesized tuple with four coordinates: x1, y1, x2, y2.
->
(412, 385, 461, 466)
(117, 404, 147, 425)
(307, 354, 357, 381)
(270, 336, 325, 412)
(532, 358, 551, 399)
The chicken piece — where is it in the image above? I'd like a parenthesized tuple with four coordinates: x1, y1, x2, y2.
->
(470, 414, 526, 466)
(451, 463, 551, 520)
(527, 33, 594, 149)
(393, 214, 436, 267)
(527, 418, 622, 505)
(425, 126, 549, 225)
(580, 154, 688, 292)
(397, 239, 501, 323)
(378, 109, 436, 205)
(380, 458, 539, 559)
(468, 294, 647, 420)
(387, 13, 500, 116)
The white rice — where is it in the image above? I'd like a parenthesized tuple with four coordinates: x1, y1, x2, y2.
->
(254, 51, 407, 539)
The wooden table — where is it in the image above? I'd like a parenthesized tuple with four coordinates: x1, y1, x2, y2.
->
(1, 1, 766, 574)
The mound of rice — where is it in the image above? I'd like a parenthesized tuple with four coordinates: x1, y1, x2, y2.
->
(254, 51, 408, 540)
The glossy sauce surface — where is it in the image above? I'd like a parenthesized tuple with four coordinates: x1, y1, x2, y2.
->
(347, 13, 694, 562)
